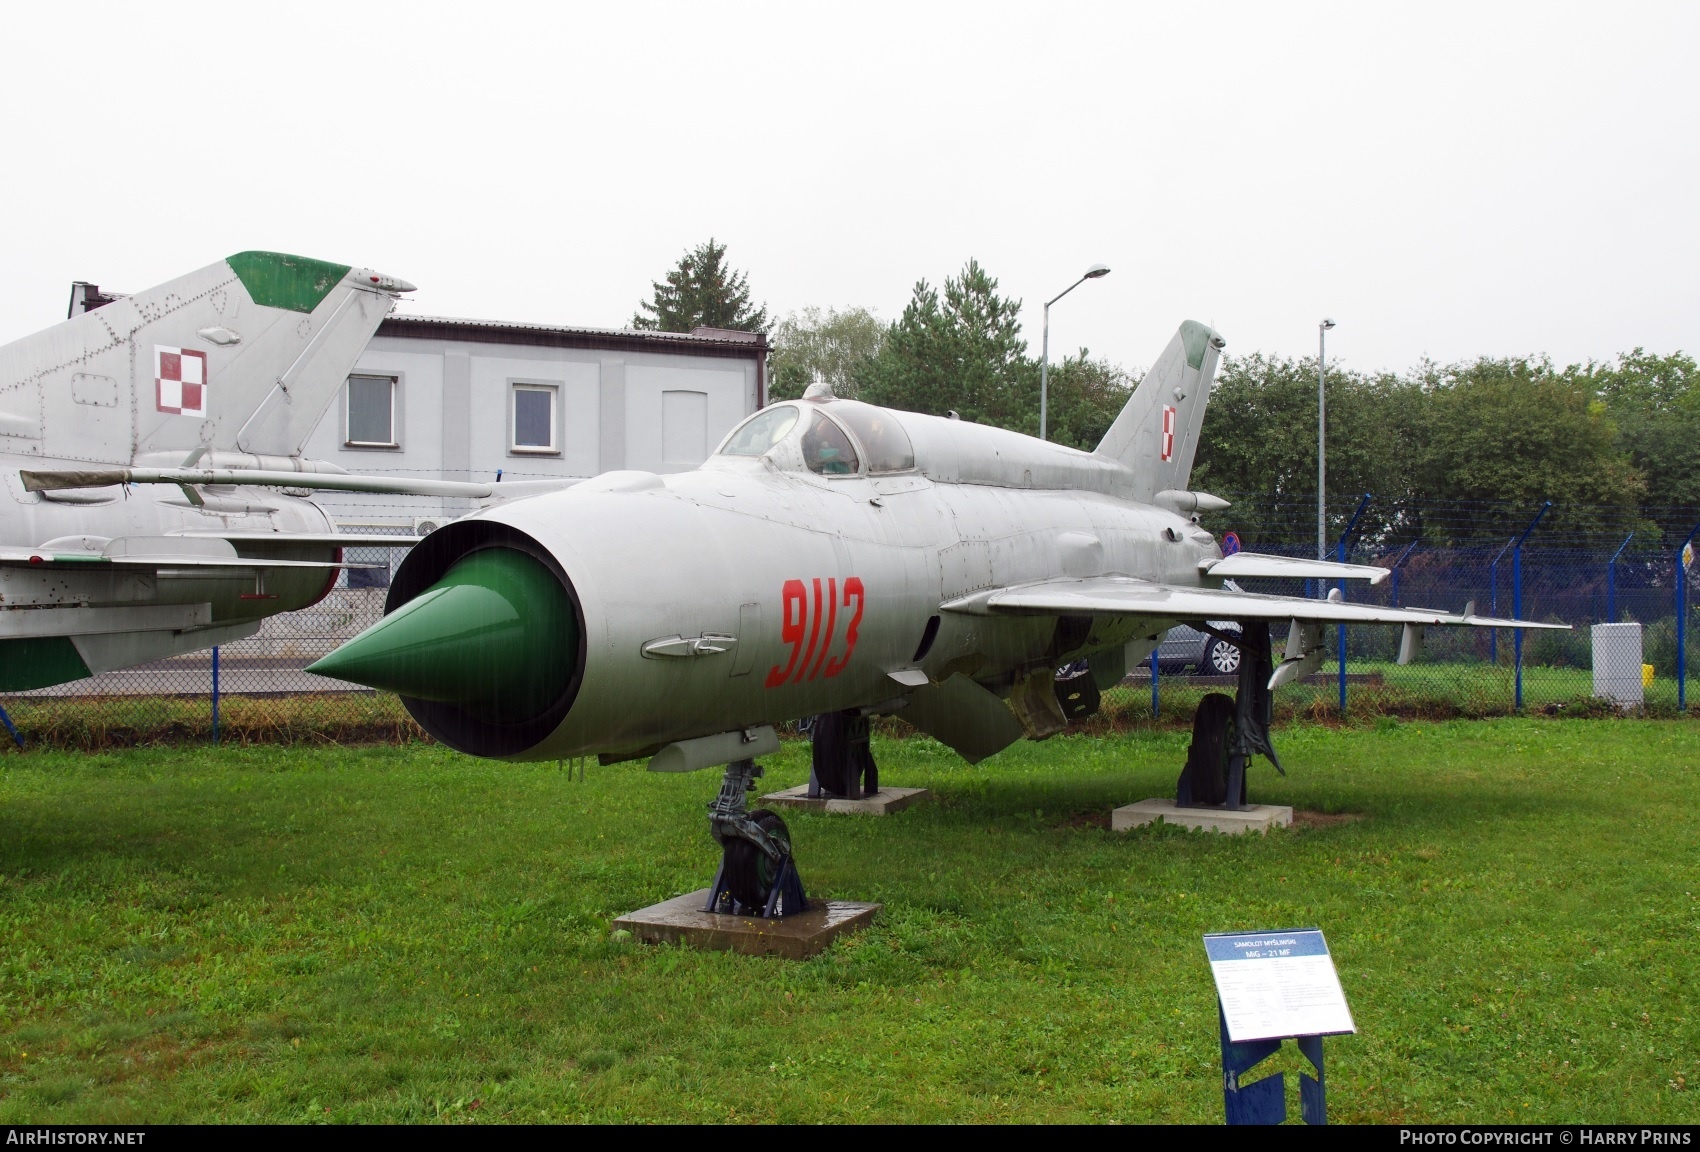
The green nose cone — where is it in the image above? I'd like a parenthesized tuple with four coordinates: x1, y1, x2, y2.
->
(309, 548, 576, 724)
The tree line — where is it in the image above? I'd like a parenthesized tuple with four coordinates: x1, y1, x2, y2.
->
(635, 240, 1699, 547)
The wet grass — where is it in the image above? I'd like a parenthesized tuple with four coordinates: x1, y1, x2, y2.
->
(0, 719, 1696, 1123)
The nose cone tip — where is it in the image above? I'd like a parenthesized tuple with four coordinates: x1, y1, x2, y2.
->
(304, 648, 354, 680)
(308, 547, 577, 725)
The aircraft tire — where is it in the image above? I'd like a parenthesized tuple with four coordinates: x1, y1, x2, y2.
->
(811, 709, 875, 797)
(722, 809, 792, 910)
(1185, 693, 1237, 805)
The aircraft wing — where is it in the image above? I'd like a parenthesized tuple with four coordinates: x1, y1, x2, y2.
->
(941, 575, 1568, 630)
(20, 467, 578, 501)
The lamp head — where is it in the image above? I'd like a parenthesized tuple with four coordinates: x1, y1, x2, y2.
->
(1320, 317, 1337, 330)
(1084, 263, 1111, 280)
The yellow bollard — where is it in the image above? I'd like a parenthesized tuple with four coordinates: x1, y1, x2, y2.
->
(1643, 663, 1655, 687)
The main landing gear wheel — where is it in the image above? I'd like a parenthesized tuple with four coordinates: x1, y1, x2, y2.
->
(1178, 692, 1246, 807)
(1174, 622, 1282, 811)
(722, 809, 792, 909)
(809, 709, 879, 798)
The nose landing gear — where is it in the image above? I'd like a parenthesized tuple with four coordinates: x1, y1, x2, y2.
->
(1176, 621, 1285, 810)
(705, 758, 809, 917)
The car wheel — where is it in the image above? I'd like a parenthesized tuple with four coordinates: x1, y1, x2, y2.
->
(1205, 636, 1242, 676)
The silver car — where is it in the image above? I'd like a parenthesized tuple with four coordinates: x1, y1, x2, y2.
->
(1156, 622, 1242, 676)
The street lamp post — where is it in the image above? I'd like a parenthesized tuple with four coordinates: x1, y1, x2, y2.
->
(1040, 263, 1111, 441)
(1318, 318, 1336, 564)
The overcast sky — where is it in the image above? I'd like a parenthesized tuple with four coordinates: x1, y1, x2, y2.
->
(3, 1, 1695, 377)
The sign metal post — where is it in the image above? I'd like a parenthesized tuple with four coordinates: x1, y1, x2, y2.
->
(1205, 929, 1354, 1125)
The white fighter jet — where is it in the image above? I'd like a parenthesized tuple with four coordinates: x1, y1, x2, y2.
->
(35, 318, 1563, 914)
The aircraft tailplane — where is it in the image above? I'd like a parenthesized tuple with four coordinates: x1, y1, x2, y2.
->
(0, 251, 412, 467)
(1093, 320, 1224, 503)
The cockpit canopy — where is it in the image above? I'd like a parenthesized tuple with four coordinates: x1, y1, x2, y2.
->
(716, 399, 915, 476)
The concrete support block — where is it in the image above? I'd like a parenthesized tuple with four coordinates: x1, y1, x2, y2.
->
(760, 785, 929, 816)
(1111, 798, 1293, 835)
(612, 890, 880, 959)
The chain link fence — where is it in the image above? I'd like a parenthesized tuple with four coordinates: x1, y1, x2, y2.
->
(1097, 547, 1698, 728)
(0, 540, 420, 748)
(1098, 496, 1700, 725)
(2, 501, 1696, 748)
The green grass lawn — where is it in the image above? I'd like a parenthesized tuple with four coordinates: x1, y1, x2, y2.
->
(1102, 662, 1686, 725)
(0, 719, 1696, 1124)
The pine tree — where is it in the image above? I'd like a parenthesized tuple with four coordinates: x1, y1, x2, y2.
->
(858, 259, 1034, 430)
(632, 239, 769, 333)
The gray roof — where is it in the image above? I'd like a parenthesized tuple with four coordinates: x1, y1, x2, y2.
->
(376, 313, 767, 358)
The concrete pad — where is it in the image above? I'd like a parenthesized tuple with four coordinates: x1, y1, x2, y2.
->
(612, 889, 881, 959)
(760, 784, 929, 816)
(1111, 798, 1293, 835)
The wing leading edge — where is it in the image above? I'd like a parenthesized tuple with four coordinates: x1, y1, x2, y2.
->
(942, 575, 1568, 631)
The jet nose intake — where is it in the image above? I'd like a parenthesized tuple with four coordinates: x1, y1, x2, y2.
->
(308, 547, 576, 725)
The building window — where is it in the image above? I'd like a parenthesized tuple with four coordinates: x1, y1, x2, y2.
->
(346, 375, 397, 447)
(512, 383, 558, 453)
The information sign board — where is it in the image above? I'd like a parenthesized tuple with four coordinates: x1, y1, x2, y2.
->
(1204, 928, 1355, 1043)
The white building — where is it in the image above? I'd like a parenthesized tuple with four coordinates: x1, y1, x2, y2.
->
(300, 314, 769, 528)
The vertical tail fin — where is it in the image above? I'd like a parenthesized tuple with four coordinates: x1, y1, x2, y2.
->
(0, 251, 413, 467)
(1093, 320, 1224, 502)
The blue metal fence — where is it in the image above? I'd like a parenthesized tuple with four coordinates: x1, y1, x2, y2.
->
(1128, 496, 1700, 720)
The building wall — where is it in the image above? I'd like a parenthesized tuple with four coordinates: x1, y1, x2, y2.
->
(299, 333, 760, 526)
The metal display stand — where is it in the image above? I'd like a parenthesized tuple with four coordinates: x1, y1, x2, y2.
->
(702, 757, 810, 919)
(702, 853, 808, 919)
(1219, 1004, 1327, 1125)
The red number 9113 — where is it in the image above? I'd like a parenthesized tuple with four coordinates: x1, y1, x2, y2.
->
(765, 577, 865, 688)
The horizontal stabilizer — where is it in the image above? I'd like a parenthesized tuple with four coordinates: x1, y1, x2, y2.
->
(171, 532, 423, 547)
(942, 575, 1569, 631)
(1202, 552, 1390, 585)
(1, 534, 378, 569)
(0, 603, 212, 639)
